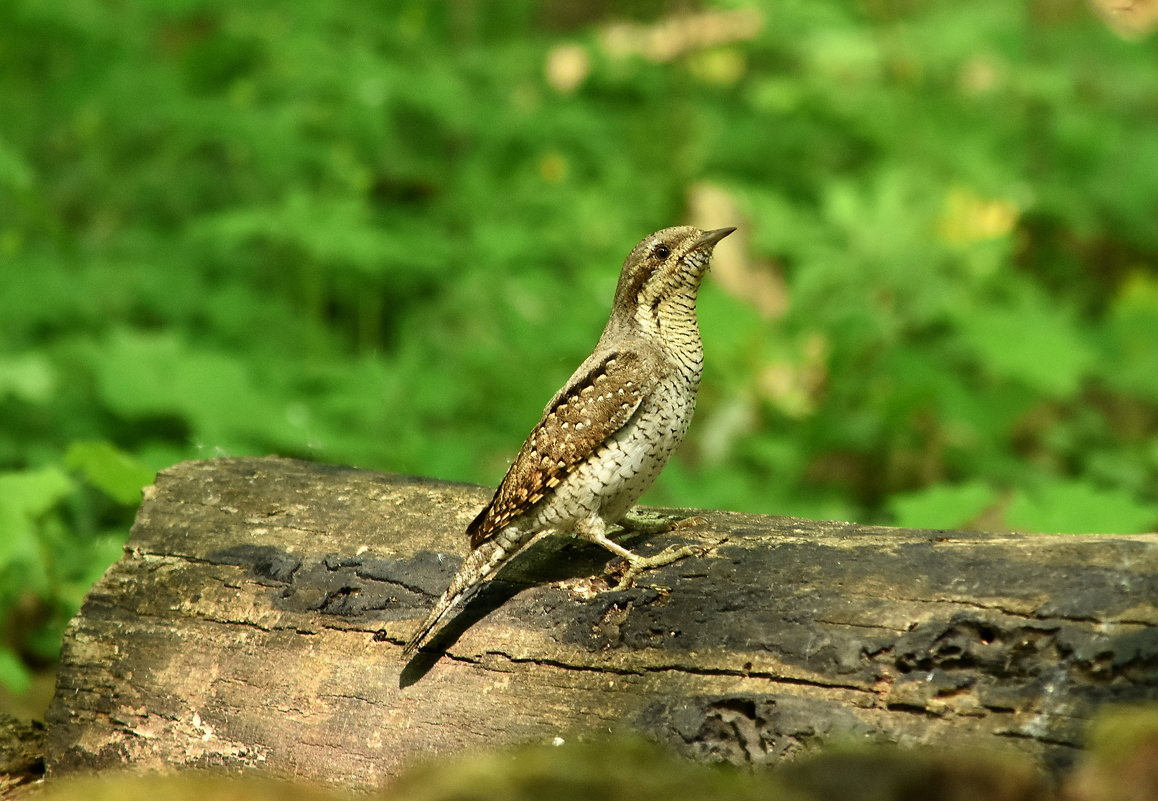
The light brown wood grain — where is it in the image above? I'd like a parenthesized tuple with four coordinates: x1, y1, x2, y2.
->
(44, 457, 1158, 789)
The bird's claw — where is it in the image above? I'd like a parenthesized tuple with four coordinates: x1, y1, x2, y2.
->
(607, 543, 706, 591)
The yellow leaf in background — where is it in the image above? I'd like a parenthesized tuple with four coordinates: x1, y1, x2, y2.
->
(1116, 269, 1158, 311)
(938, 187, 1019, 245)
(1088, 0, 1158, 39)
(545, 44, 589, 93)
(687, 48, 748, 86)
(538, 151, 568, 184)
(598, 8, 763, 63)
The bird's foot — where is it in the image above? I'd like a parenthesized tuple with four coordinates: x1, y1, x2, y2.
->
(609, 543, 710, 591)
(579, 516, 718, 591)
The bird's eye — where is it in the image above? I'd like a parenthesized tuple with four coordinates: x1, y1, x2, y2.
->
(652, 244, 671, 259)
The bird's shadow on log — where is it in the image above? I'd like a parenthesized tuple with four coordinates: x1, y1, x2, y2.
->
(398, 529, 669, 687)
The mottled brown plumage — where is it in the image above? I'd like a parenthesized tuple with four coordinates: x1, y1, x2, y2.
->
(403, 225, 734, 658)
(466, 351, 646, 549)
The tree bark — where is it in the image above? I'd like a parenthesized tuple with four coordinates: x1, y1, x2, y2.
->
(44, 457, 1158, 790)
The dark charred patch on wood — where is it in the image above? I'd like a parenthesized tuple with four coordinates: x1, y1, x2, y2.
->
(642, 694, 878, 767)
(208, 544, 301, 583)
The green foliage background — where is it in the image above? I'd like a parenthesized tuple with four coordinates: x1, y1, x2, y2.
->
(1, 0, 1156, 693)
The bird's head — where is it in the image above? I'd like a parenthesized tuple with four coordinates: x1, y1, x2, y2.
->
(609, 226, 736, 326)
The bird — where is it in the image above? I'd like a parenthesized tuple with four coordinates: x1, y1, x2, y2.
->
(402, 225, 735, 658)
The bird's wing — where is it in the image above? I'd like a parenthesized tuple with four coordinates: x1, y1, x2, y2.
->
(467, 349, 649, 549)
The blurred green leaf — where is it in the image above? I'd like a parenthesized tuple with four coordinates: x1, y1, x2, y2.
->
(91, 329, 304, 451)
(0, 503, 34, 573)
(0, 466, 72, 569)
(1099, 270, 1158, 398)
(954, 296, 1095, 399)
(1, 0, 1156, 689)
(1006, 480, 1157, 535)
(890, 481, 1000, 531)
(0, 466, 73, 521)
(0, 646, 31, 694)
(66, 440, 155, 506)
(0, 136, 33, 190)
(0, 352, 56, 403)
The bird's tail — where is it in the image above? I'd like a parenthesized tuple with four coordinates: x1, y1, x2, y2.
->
(401, 531, 524, 659)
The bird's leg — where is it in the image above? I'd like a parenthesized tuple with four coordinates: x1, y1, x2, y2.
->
(575, 514, 705, 591)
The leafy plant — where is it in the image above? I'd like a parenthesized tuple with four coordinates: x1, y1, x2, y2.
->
(1, 0, 1155, 694)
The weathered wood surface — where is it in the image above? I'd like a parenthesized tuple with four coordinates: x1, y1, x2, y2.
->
(45, 457, 1158, 789)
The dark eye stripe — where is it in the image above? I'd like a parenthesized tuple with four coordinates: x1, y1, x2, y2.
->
(623, 263, 658, 304)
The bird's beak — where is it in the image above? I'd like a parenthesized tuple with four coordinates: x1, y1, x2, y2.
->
(692, 227, 737, 252)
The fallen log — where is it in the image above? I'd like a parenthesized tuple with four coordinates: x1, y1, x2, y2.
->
(44, 457, 1158, 789)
